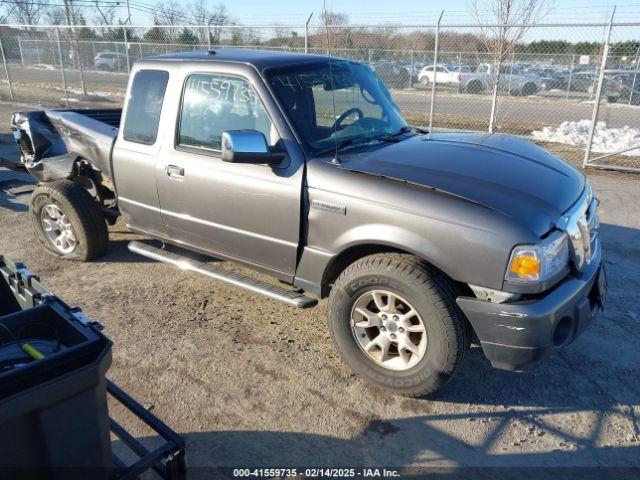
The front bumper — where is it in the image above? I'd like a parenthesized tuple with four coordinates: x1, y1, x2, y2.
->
(456, 246, 606, 371)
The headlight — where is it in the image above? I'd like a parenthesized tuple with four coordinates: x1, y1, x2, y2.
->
(505, 232, 569, 284)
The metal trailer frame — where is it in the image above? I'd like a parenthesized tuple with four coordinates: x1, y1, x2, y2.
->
(0, 255, 187, 480)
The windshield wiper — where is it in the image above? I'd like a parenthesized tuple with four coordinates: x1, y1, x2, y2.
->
(315, 138, 360, 157)
(315, 126, 417, 157)
(373, 125, 414, 143)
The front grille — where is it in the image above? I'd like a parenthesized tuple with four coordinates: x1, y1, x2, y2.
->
(558, 184, 599, 272)
(585, 198, 600, 259)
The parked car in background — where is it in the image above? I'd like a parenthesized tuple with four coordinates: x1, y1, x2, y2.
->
(567, 71, 596, 92)
(417, 64, 461, 86)
(459, 63, 541, 95)
(370, 61, 413, 88)
(94, 51, 127, 71)
(604, 73, 640, 105)
(536, 68, 568, 91)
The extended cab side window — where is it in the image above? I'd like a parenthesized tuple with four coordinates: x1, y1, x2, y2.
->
(122, 70, 169, 145)
(178, 74, 277, 151)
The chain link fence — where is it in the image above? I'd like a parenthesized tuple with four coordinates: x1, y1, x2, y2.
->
(0, 20, 638, 172)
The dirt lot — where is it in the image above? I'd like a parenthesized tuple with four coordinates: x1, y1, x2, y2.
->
(1, 102, 639, 478)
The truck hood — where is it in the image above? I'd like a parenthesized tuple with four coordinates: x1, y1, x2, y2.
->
(337, 132, 585, 236)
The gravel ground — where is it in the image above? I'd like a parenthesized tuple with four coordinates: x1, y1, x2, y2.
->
(0, 103, 639, 478)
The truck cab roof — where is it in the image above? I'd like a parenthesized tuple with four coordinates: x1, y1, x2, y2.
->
(143, 48, 333, 71)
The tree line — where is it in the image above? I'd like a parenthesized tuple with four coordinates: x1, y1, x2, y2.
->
(0, 1, 637, 60)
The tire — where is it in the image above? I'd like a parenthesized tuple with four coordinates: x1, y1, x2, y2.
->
(30, 180, 108, 261)
(327, 253, 470, 397)
(396, 70, 410, 89)
(466, 80, 484, 94)
(521, 82, 538, 96)
(419, 77, 431, 88)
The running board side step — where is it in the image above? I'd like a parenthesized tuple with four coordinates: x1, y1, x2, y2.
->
(128, 241, 318, 309)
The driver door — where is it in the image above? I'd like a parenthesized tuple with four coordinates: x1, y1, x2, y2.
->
(155, 71, 304, 277)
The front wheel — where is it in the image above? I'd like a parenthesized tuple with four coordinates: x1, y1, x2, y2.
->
(520, 82, 538, 96)
(30, 180, 108, 261)
(327, 253, 470, 397)
(466, 80, 484, 94)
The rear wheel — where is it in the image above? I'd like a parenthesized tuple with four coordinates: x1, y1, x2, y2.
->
(30, 180, 108, 261)
(327, 253, 470, 397)
(521, 82, 538, 96)
(466, 80, 484, 94)
(396, 70, 411, 88)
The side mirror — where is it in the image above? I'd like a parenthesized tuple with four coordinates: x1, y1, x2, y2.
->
(221, 130, 284, 165)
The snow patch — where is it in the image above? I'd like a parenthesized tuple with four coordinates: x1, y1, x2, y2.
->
(52, 85, 125, 97)
(532, 120, 640, 156)
(32, 64, 56, 70)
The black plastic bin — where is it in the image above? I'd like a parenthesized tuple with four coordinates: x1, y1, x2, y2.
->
(0, 307, 113, 477)
(0, 256, 185, 480)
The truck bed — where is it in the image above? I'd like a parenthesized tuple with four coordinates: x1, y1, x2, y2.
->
(67, 108, 122, 128)
(11, 108, 122, 182)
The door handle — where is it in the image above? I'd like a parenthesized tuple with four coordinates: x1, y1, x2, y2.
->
(166, 165, 184, 179)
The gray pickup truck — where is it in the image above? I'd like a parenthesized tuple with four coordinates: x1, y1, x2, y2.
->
(11, 49, 606, 397)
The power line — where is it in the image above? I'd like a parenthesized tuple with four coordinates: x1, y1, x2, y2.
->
(2, 0, 640, 26)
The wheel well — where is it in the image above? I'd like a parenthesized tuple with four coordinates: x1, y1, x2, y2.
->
(321, 244, 477, 334)
(70, 159, 119, 224)
(321, 244, 469, 299)
(322, 245, 403, 297)
(467, 80, 484, 92)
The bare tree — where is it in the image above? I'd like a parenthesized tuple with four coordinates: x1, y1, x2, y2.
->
(153, 1, 182, 25)
(189, 1, 228, 46)
(471, 0, 550, 132)
(319, 5, 349, 54)
(92, 0, 117, 26)
(45, 6, 66, 25)
(59, 0, 87, 26)
(57, 1, 90, 95)
(152, 1, 185, 41)
(5, 0, 44, 28)
(320, 9, 348, 27)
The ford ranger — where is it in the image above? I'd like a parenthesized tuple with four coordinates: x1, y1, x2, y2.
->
(10, 49, 607, 396)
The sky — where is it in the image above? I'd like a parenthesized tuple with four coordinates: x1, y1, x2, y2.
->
(115, 0, 640, 26)
(213, 0, 637, 25)
(111, 0, 639, 43)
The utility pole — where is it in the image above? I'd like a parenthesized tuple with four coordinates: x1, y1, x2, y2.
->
(62, 0, 72, 26)
(126, 0, 132, 24)
(124, 0, 132, 73)
(63, 0, 87, 95)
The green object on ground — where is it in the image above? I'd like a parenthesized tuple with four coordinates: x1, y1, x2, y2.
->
(21, 343, 45, 360)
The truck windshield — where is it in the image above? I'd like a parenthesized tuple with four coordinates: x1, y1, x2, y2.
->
(266, 60, 408, 155)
